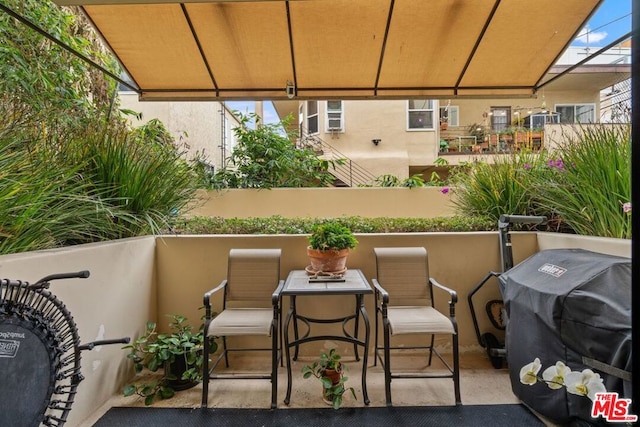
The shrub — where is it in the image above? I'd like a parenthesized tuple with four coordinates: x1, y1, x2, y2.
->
(210, 113, 342, 189)
(168, 215, 496, 235)
(450, 124, 631, 239)
(450, 151, 549, 222)
(532, 125, 631, 239)
(74, 123, 199, 236)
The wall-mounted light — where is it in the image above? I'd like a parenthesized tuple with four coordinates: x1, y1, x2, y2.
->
(372, 139, 381, 146)
(285, 81, 295, 99)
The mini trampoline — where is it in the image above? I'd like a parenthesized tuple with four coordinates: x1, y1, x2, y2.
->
(0, 271, 128, 427)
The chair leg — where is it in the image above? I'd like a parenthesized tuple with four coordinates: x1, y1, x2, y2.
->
(373, 308, 379, 367)
(279, 307, 284, 368)
(201, 334, 210, 408)
(271, 323, 278, 409)
(453, 333, 461, 405)
(427, 334, 435, 366)
(383, 321, 392, 407)
(222, 336, 230, 367)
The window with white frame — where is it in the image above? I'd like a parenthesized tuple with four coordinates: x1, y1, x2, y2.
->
(555, 104, 596, 124)
(325, 100, 344, 132)
(407, 100, 435, 130)
(307, 101, 319, 134)
(439, 105, 459, 127)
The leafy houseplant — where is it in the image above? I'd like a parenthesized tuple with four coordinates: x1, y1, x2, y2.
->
(307, 222, 358, 274)
(123, 314, 217, 405)
(302, 348, 356, 409)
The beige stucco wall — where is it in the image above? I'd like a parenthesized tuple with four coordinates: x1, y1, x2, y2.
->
(188, 187, 456, 218)
(0, 237, 156, 427)
(292, 92, 604, 177)
(118, 93, 241, 169)
(536, 232, 631, 258)
(302, 100, 439, 179)
(154, 232, 541, 356)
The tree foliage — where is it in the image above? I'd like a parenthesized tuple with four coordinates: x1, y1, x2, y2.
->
(1, 0, 118, 139)
(210, 113, 341, 189)
(0, 1, 199, 253)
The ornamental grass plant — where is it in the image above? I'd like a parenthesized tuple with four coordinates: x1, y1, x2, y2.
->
(451, 124, 631, 238)
(532, 124, 631, 239)
(0, 99, 200, 255)
(450, 151, 550, 222)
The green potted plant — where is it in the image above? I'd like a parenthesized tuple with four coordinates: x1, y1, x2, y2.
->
(122, 314, 217, 405)
(301, 348, 356, 409)
(307, 221, 358, 275)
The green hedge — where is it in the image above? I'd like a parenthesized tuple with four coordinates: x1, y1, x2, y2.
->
(168, 215, 498, 235)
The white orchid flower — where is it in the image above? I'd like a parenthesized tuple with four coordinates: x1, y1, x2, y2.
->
(564, 369, 607, 401)
(542, 361, 571, 390)
(519, 358, 542, 385)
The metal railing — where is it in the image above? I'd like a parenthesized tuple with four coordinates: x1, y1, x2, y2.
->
(296, 129, 377, 187)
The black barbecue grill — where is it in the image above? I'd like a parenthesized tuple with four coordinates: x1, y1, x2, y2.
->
(0, 271, 128, 427)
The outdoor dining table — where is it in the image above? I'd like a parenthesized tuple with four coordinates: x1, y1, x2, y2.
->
(281, 269, 373, 405)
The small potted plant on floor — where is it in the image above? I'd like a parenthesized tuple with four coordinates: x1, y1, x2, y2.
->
(306, 221, 358, 275)
(302, 348, 356, 409)
(123, 314, 217, 405)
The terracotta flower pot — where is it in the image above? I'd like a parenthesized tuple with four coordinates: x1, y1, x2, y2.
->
(307, 247, 349, 274)
(321, 366, 343, 405)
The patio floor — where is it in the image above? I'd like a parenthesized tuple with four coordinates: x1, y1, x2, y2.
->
(81, 351, 558, 426)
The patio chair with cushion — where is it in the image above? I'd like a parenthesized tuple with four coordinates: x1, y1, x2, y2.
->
(373, 247, 461, 406)
(201, 248, 284, 409)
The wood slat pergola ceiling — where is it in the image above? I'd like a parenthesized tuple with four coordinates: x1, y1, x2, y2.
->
(54, 0, 603, 101)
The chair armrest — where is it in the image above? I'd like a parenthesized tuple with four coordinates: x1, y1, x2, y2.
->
(429, 277, 457, 304)
(203, 280, 227, 319)
(372, 278, 389, 304)
(272, 280, 285, 306)
(430, 277, 458, 319)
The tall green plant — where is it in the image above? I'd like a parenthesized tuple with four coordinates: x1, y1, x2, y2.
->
(0, 136, 131, 254)
(451, 151, 548, 222)
(211, 113, 341, 189)
(71, 122, 199, 236)
(532, 125, 631, 238)
(0, 1, 199, 253)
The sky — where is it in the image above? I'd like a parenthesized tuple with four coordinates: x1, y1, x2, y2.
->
(572, 0, 631, 47)
(228, 0, 633, 125)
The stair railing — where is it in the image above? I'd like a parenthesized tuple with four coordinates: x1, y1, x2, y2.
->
(296, 128, 377, 187)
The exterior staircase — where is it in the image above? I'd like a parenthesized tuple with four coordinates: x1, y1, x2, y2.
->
(296, 131, 377, 187)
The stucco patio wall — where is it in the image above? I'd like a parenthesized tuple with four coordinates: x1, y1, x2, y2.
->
(0, 237, 156, 427)
(154, 232, 543, 357)
(188, 187, 456, 218)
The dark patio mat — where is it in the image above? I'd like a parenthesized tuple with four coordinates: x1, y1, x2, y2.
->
(93, 404, 545, 427)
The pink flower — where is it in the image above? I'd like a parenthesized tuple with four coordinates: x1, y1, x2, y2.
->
(441, 187, 450, 195)
(548, 158, 565, 170)
(524, 163, 532, 170)
(623, 202, 631, 213)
